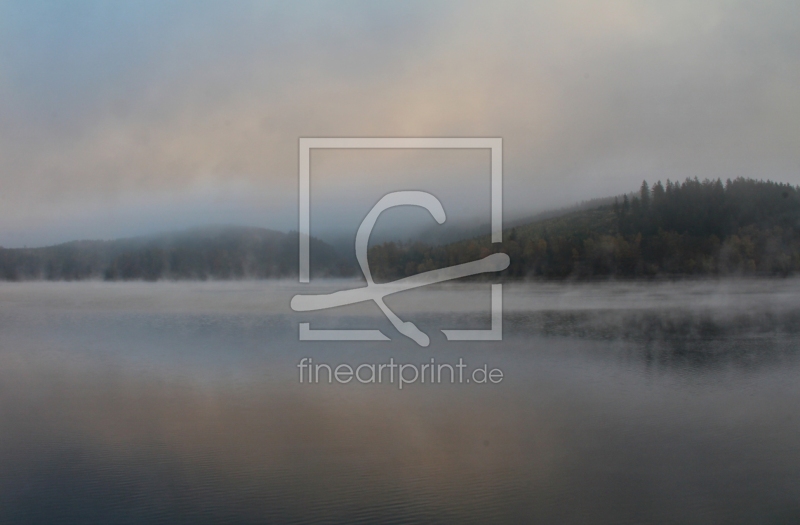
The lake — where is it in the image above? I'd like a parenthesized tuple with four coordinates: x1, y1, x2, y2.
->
(0, 280, 798, 524)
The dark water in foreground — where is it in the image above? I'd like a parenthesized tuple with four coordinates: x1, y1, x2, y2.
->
(0, 281, 799, 524)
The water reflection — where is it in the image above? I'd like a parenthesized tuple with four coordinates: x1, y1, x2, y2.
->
(0, 281, 798, 524)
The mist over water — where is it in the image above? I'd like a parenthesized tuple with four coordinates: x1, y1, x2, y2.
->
(0, 280, 798, 524)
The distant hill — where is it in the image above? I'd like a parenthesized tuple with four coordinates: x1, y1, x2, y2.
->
(368, 177, 800, 280)
(3, 178, 800, 281)
(0, 226, 353, 281)
(409, 195, 623, 246)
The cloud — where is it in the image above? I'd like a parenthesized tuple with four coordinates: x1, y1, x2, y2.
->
(0, 1, 799, 245)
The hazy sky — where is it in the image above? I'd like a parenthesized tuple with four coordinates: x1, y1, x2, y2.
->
(1, 1, 799, 247)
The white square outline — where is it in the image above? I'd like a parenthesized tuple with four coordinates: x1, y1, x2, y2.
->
(299, 137, 502, 282)
(298, 137, 503, 342)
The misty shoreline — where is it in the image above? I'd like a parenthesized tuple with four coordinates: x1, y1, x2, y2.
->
(3, 178, 800, 282)
(1, 274, 799, 283)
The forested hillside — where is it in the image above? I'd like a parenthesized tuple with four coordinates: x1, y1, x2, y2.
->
(2, 178, 799, 281)
(0, 227, 352, 281)
(368, 178, 800, 280)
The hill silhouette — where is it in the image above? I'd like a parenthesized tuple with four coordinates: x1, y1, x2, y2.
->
(368, 177, 800, 280)
(2, 178, 799, 281)
(0, 226, 352, 281)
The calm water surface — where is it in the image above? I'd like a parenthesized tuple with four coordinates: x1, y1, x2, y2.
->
(0, 280, 798, 524)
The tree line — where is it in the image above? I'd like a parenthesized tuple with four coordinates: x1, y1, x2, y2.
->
(2, 178, 799, 281)
(0, 227, 353, 281)
(368, 177, 800, 280)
